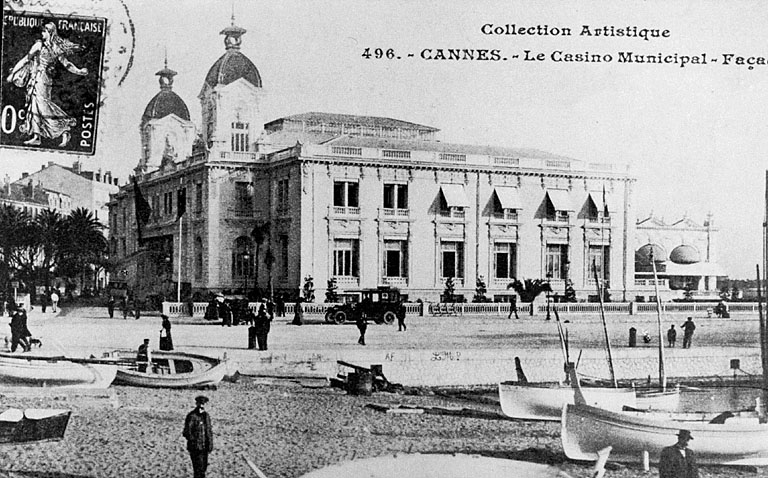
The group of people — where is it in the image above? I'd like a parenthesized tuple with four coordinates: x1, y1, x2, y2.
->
(7, 302, 33, 352)
(667, 317, 697, 349)
(134, 315, 174, 373)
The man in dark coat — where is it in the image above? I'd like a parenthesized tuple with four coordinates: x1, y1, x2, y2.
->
(356, 315, 367, 345)
(8, 304, 28, 352)
(254, 303, 271, 350)
(183, 395, 213, 478)
(659, 429, 698, 478)
(667, 324, 677, 347)
(136, 338, 150, 372)
(107, 296, 115, 318)
(681, 317, 696, 349)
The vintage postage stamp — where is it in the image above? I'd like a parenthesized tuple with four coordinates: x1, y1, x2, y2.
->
(0, 10, 107, 155)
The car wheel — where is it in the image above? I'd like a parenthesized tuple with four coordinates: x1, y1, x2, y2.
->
(382, 311, 397, 325)
(324, 310, 334, 323)
(333, 310, 348, 324)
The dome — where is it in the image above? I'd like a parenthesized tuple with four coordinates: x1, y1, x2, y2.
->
(635, 243, 667, 266)
(204, 50, 262, 88)
(670, 245, 701, 264)
(142, 89, 191, 123)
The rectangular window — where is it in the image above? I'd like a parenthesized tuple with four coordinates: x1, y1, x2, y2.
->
(152, 195, 160, 220)
(333, 181, 359, 208)
(383, 240, 408, 278)
(545, 244, 569, 280)
(494, 243, 517, 279)
(279, 234, 289, 281)
(277, 178, 290, 212)
(163, 192, 173, 216)
(235, 182, 252, 215)
(441, 241, 464, 278)
(588, 245, 610, 283)
(231, 122, 249, 152)
(195, 183, 203, 213)
(383, 183, 408, 210)
(333, 239, 359, 277)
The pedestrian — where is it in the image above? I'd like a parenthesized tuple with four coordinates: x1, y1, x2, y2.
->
(356, 315, 367, 345)
(292, 298, 303, 326)
(134, 297, 141, 320)
(397, 310, 407, 332)
(136, 338, 151, 373)
(276, 294, 286, 317)
(204, 297, 218, 321)
(8, 304, 29, 353)
(507, 295, 520, 320)
(217, 295, 232, 327)
(659, 429, 698, 478)
(183, 395, 213, 478)
(160, 315, 173, 351)
(19, 307, 31, 352)
(667, 324, 677, 348)
(255, 303, 271, 350)
(681, 317, 696, 349)
(40, 290, 48, 313)
(121, 295, 129, 319)
(266, 298, 275, 320)
(107, 295, 115, 318)
(50, 289, 59, 313)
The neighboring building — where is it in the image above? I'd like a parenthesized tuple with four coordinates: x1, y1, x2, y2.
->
(634, 213, 725, 301)
(12, 161, 119, 226)
(1, 174, 69, 217)
(108, 19, 636, 303)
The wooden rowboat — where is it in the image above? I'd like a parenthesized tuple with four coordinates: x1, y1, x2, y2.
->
(561, 401, 768, 466)
(0, 353, 116, 389)
(106, 350, 230, 389)
(0, 408, 71, 444)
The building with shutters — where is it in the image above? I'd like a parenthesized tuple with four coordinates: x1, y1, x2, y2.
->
(108, 19, 637, 303)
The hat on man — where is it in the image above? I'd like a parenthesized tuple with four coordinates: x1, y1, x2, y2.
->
(143, 338, 150, 343)
(195, 395, 209, 404)
(677, 429, 693, 440)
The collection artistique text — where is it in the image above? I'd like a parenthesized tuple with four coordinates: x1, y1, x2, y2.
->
(481, 24, 670, 42)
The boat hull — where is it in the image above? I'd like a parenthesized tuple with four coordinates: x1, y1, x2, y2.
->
(562, 403, 768, 466)
(0, 409, 71, 444)
(0, 354, 116, 389)
(498, 382, 637, 421)
(111, 351, 229, 389)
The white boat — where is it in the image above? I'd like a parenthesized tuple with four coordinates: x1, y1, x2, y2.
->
(106, 350, 231, 389)
(0, 353, 116, 389)
(561, 401, 768, 466)
(498, 381, 637, 421)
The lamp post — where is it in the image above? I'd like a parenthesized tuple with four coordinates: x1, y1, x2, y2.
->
(545, 271, 553, 320)
(242, 252, 250, 298)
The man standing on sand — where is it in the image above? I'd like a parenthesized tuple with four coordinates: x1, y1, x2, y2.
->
(659, 429, 698, 478)
(681, 317, 696, 349)
(50, 289, 59, 313)
(183, 395, 213, 478)
(356, 315, 368, 345)
(667, 324, 677, 348)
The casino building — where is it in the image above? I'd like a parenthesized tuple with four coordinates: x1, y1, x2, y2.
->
(108, 19, 637, 303)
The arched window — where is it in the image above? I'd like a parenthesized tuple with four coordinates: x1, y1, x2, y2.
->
(232, 236, 254, 279)
(194, 237, 203, 280)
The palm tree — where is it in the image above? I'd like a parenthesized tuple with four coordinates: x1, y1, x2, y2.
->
(250, 220, 271, 298)
(59, 208, 107, 293)
(35, 209, 64, 292)
(506, 278, 553, 303)
(0, 205, 32, 289)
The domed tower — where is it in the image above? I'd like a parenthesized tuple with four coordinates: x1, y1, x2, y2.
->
(199, 15, 264, 160)
(139, 59, 196, 171)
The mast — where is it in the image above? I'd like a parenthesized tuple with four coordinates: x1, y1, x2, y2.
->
(593, 261, 617, 387)
(762, 171, 768, 416)
(756, 265, 765, 419)
(649, 249, 667, 391)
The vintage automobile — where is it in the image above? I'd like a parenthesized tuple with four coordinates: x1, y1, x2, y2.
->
(324, 287, 406, 325)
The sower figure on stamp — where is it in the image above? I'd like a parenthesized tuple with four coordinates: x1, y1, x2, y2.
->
(6, 23, 88, 147)
(183, 395, 213, 478)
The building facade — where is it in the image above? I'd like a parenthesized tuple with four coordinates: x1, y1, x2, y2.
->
(108, 20, 637, 303)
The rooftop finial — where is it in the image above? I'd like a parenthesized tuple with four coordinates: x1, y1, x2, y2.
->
(156, 52, 177, 90)
(164, 47, 168, 69)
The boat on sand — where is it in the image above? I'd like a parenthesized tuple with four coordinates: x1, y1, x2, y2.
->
(0, 408, 71, 444)
(104, 350, 231, 389)
(0, 353, 116, 389)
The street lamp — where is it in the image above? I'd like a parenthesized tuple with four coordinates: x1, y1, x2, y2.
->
(545, 271, 553, 320)
(242, 252, 250, 298)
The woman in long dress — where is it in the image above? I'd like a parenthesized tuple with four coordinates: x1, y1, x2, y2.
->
(5, 22, 88, 147)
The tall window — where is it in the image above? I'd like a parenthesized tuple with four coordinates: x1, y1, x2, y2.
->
(151, 195, 160, 220)
(588, 245, 610, 283)
(194, 237, 203, 280)
(163, 192, 173, 216)
(195, 183, 203, 214)
(333, 239, 359, 277)
(279, 234, 289, 281)
(235, 182, 253, 215)
(494, 242, 517, 279)
(231, 122, 249, 152)
(232, 236, 254, 279)
(441, 241, 464, 278)
(545, 244, 569, 279)
(333, 181, 359, 208)
(383, 240, 408, 277)
(383, 184, 408, 210)
(277, 178, 290, 212)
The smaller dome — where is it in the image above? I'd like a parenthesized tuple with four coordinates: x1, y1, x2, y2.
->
(635, 244, 667, 266)
(205, 50, 262, 88)
(142, 90, 191, 123)
(670, 245, 700, 264)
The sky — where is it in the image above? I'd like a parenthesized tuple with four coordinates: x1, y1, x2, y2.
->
(2, 0, 767, 278)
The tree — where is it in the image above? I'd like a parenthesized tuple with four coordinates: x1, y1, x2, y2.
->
(506, 278, 553, 303)
(59, 208, 107, 292)
(563, 279, 577, 302)
(473, 275, 489, 302)
(325, 277, 339, 303)
(35, 209, 64, 292)
(0, 205, 34, 291)
(250, 221, 271, 297)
